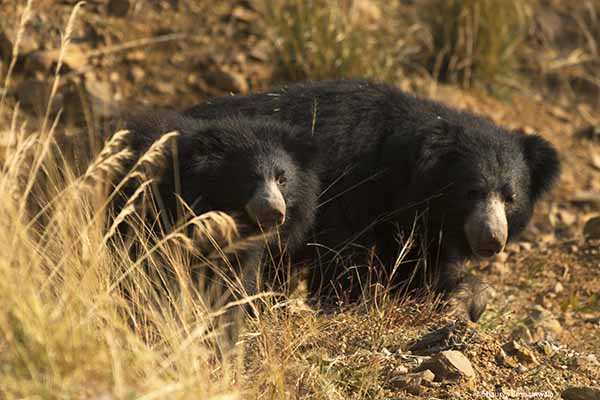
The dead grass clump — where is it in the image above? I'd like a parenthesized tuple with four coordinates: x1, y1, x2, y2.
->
(419, 0, 532, 87)
(258, 0, 416, 83)
(0, 3, 245, 398)
(529, 1, 600, 106)
(243, 295, 441, 399)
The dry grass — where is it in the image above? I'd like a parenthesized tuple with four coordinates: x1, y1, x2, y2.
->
(418, 0, 532, 88)
(0, 96, 242, 400)
(0, 5, 244, 399)
(258, 0, 418, 83)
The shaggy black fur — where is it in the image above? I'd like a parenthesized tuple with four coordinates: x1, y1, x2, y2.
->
(185, 80, 560, 321)
(111, 110, 321, 296)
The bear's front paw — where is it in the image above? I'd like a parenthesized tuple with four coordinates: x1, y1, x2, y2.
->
(446, 279, 492, 322)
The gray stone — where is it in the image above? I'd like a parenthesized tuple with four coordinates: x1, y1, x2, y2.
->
(419, 350, 475, 381)
(495, 348, 519, 368)
(583, 216, 600, 241)
(561, 387, 600, 400)
(526, 305, 563, 337)
(501, 340, 539, 365)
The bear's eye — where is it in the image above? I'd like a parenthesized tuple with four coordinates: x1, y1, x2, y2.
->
(502, 186, 516, 204)
(275, 171, 287, 186)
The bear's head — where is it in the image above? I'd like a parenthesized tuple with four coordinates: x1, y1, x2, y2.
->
(386, 116, 560, 260)
(180, 117, 320, 238)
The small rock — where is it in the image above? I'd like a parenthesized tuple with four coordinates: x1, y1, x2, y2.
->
(583, 216, 600, 241)
(390, 371, 430, 395)
(573, 354, 600, 370)
(420, 369, 435, 383)
(516, 364, 528, 373)
(540, 341, 555, 356)
(155, 81, 176, 95)
(405, 382, 422, 396)
(526, 305, 563, 337)
(501, 340, 539, 365)
(591, 153, 600, 171)
(231, 5, 259, 22)
(519, 242, 533, 252)
(547, 105, 571, 122)
(395, 365, 409, 375)
(561, 387, 600, 400)
(556, 209, 577, 226)
(511, 325, 534, 344)
(418, 350, 475, 381)
(489, 261, 509, 276)
(496, 348, 519, 368)
(125, 50, 146, 62)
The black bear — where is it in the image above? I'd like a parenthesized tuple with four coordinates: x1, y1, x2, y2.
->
(110, 110, 321, 302)
(185, 79, 561, 321)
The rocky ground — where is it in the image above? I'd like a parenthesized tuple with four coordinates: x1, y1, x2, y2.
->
(1, 1, 598, 399)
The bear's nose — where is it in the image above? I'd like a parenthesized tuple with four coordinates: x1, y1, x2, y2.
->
(245, 180, 286, 228)
(477, 234, 505, 258)
(257, 205, 286, 227)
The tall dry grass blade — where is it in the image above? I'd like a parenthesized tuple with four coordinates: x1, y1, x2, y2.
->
(39, 1, 84, 135)
(103, 179, 154, 244)
(16, 1, 84, 221)
(0, 0, 32, 118)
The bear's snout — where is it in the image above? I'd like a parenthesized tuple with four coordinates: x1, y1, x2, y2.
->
(245, 180, 286, 228)
(464, 194, 508, 258)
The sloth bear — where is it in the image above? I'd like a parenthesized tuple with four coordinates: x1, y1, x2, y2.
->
(185, 79, 561, 322)
(110, 110, 321, 299)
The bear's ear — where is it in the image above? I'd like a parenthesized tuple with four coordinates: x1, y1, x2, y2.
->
(417, 118, 461, 161)
(519, 133, 560, 201)
(382, 118, 459, 172)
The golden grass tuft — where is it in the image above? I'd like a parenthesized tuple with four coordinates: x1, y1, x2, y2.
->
(0, 5, 246, 398)
(258, 0, 416, 83)
(419, 0, 532, 87)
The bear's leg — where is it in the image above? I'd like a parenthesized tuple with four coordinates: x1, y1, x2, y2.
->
(437, 258, 490, 322)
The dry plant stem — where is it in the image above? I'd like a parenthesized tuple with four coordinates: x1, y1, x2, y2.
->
(24, 130, 133, 233)
(18, 2, 84, 220)
(0, 0, 32, 119)
(40, 131, 180, 290)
